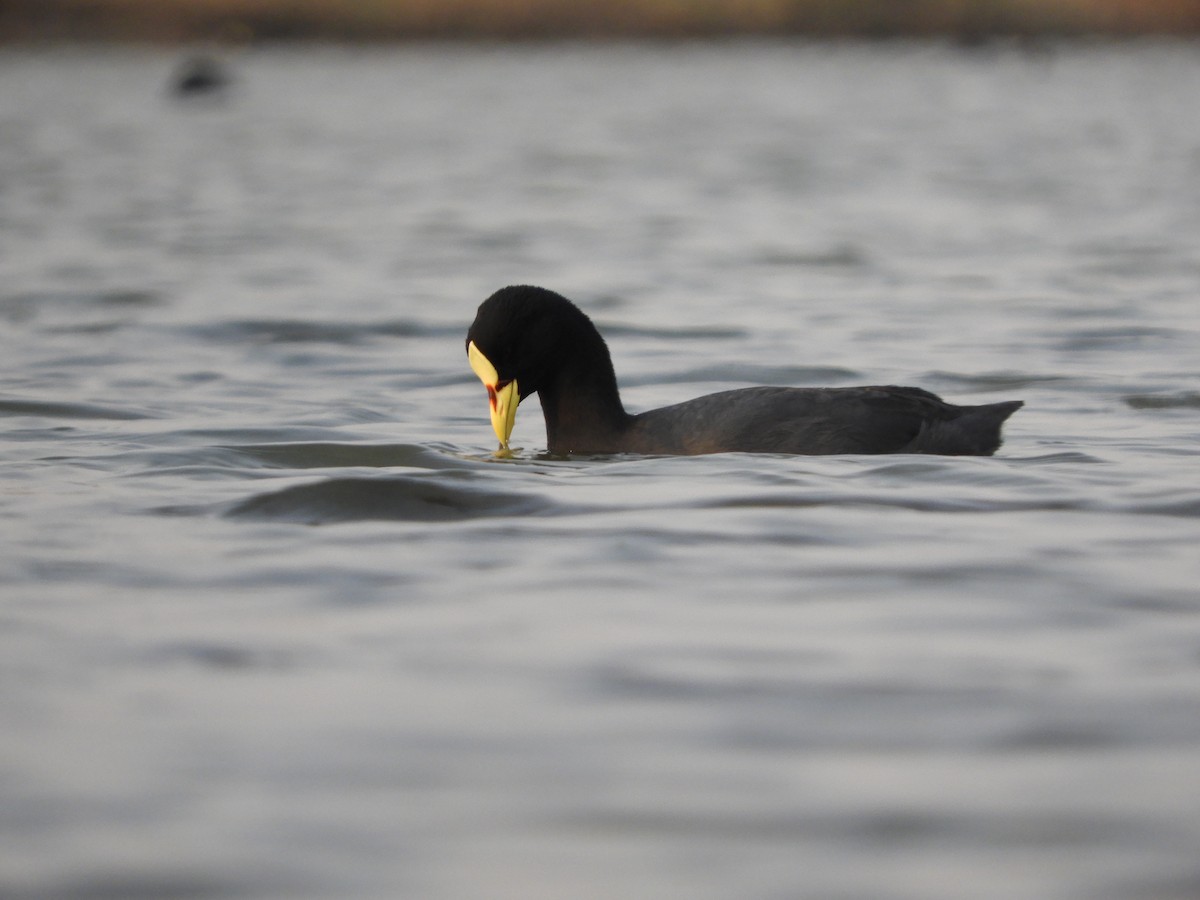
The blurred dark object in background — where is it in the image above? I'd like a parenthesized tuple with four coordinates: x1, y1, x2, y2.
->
(170, 55, 231, 98)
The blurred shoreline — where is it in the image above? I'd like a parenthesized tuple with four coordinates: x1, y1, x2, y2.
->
(2, 0, 1200, 44)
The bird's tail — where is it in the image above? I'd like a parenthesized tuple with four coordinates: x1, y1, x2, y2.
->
(914, 400, 1024, 456)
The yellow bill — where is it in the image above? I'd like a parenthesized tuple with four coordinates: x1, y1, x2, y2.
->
(467, 340, 518, 450)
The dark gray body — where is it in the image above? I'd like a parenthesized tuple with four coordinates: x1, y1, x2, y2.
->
(617, 385, 1023, 456)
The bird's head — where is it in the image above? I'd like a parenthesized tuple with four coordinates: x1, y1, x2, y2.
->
(466, 285, 585, 450)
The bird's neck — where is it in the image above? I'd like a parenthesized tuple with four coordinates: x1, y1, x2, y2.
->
(538, 363, 631, 454)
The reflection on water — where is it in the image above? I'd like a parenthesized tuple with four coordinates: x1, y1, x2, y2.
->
(2, 42, 1200, 900)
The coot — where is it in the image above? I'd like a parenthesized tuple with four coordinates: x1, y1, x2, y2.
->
(466, 285, 1022, 456)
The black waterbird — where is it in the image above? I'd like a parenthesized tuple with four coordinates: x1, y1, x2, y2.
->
(466, 285, 1022, 456)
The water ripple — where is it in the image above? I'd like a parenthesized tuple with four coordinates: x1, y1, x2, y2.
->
(1124, 391, 1200, 410)
(185, 318, 460, 345)
(225, 474, 563, 524)
(0, 288, 163, 323)
(599, 323, 747, 340)
(220, 441, 474, 471)
(925, 371, 1079, 392)
(623, 363, 860, 388)
(0, 398, 153, 420)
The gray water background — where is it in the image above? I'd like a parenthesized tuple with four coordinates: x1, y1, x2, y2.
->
(2, 41, 1200, 899)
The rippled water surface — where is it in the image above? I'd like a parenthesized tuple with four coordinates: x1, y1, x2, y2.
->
(3, 42, 1200, 899)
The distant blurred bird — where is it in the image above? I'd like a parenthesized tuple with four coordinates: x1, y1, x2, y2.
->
(171, 56, 231, 97)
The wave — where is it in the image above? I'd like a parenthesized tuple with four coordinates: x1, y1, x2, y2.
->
(185, 318, 461, 346)
(225, 474, 564, 524)
(1124, 391, 1200, 410)
(0, 398, 153, 420)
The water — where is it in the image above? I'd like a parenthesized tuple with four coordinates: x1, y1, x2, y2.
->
(2, 41, 1200, 900)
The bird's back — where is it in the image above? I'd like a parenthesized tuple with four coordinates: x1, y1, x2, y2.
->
(625, 386, 1022, 456)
